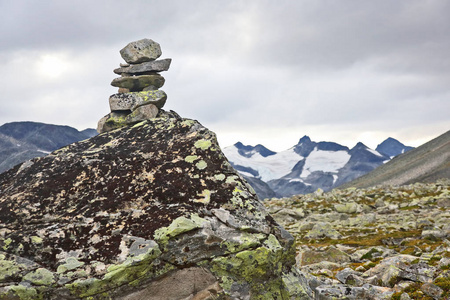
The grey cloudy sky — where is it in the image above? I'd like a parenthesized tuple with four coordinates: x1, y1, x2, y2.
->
(1, 0, 449, 151)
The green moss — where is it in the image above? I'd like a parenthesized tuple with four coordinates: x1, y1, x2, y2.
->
(435, 276, 450, 298)
(361, 248, 383, 260)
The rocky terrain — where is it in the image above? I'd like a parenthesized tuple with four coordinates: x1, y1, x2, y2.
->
(264, 180, 450, 299)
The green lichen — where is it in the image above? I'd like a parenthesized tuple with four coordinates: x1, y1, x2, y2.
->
(57, 257, 85, 274)
(131, 120, 147, 128)
(184, 155, 199, 163)
(214, 174, 226, 181)
(194, 189, 211, 204)
(181, 119, 196, 127)
(23, 268, 55, 286)
(209, 245, 290, 299)
(0, 254, 21, 281)
(194, 139, 212, 150)
(195, 160, 207, 170)
(2, 238, 12, 250)
(263, 234, 283, 252)
(221, 232, 266, 253)
(65, 244, 165, 298)
(30, 236, 43, 244)
(153, 214, 207, 246)
(8, 285, 39, 300)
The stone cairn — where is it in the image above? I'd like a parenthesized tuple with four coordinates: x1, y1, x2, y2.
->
(97, 38, 171, 133)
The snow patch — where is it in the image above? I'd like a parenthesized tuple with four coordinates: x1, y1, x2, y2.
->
(223, 145, 303, 181)
(238, 171, 255, 178)
(37, 149, 51, 154)
(366, 148, 384, 157)
(332, 174, 338, 184)
(300, 148, 351, 178)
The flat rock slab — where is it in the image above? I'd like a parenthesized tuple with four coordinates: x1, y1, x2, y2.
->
(111, 74, 165, 91)
(0, 111, 309, 299)
(114, 59, 171, 75)
(120, 38, 162, 64)
(109, 90, 167, 112)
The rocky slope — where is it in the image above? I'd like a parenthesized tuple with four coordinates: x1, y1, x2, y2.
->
(0, 110, 310, 299)
(341, 130, 450, 189)
(264, 180, 450, 299)
(0, 121, 96, 174)
(224, 136, 414, 199)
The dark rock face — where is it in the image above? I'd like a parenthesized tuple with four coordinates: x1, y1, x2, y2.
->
(0, 111, 309, 299)
(376, 137, 414, 158)
(0, 122, 97, 174)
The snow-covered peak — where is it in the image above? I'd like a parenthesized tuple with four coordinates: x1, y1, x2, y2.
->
(300, 147, 351, 178)
(223, 144, 303, 181)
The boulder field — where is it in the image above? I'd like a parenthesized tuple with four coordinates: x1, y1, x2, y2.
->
(265, 180, 450, 299)
(0, 110, 310, 299)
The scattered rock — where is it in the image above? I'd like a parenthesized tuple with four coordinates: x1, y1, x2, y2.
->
(299, 246, 350, 266)
(264, 179, 450, 298)
(334, 202, 360, 213)
(305, 222, 342, 239)
(421, 282, 443, 299)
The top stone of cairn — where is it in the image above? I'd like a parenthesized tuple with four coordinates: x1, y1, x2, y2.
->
(120, 38, 162, 64)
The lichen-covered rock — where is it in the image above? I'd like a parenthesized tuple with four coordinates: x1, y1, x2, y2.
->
(0, 111, 310, 299)
(113, 59, 171, 75)
(109, 90, 167, 112)
(119, 38, 162, 64)
(111, 74, 165, 91)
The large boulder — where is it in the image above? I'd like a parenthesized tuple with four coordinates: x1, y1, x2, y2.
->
(0, 111, 310, 299)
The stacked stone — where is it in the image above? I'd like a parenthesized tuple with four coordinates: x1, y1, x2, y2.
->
(97, 38, 171, 133)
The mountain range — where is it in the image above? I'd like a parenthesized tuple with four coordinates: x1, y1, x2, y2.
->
(341, 129, 450, 189)
(0, 121, 97, 173)
(0, 121, 424, 200)
(223, 136, 414, 199)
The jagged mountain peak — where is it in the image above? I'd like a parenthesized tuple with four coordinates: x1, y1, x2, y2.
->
(233, 141, 276, 158)
(298, 135, 312, 144)
(376, 137, 414, 158)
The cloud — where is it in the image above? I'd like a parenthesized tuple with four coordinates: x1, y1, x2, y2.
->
(0, 0, 449, 150)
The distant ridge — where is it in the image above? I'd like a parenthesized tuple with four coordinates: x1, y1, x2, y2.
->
(340, 130, 450, 188)
(0, 121, 97, 173)
(223, 136, 413, 198)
